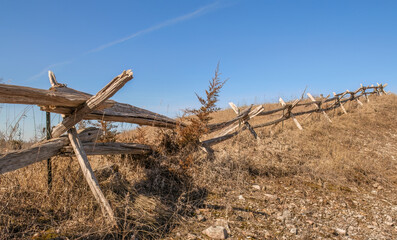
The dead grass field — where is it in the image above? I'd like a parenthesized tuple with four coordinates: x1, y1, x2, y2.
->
(1, 93, 396, 239)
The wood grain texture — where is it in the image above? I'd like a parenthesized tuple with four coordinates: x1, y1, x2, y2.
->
(67, 128, 117, 227)
(228, 102, 260, 140)
(0, 81, 178, 129)
(51, 70, 133, 138)
(0, 128, 100, 175)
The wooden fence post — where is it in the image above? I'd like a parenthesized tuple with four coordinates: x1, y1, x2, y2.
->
(229, 102, 259, 140)
(307, 93, 332, 123)
(333, 92, 347, 114)
(347, 89, 363, 106)
(361, 84, 369, 103)
(67, 127, 117, 227)
(46, 112, 52, 191)
(52, 70, 133, 138)
(279, 98, 303, 130)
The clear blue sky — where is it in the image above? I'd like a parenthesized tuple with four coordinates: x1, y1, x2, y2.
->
(1, 0, 396, 139)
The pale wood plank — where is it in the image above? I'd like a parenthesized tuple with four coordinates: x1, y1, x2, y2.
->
(333, 92, 347, 114)
(0, 128, 100, 175)
(52, 70, 133, 138)
(67, 128, 117, 227)
(228, 102, 260, 140)
(0, 83, 178, 129)
(307, 93, 332, 123)
(279, 98, 303, 130)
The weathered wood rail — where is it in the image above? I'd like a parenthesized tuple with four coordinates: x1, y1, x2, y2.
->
(202, 84, 388, 146)
(0, 82, 178, 129)
(0, 68, 389, 226)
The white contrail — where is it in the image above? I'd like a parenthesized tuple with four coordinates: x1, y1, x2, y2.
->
(27, 1, 221, 81)
(86, 1, 220, 54)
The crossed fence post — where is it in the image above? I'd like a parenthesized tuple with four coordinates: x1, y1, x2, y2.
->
(360, 84, 370, 103)
(333, 91, 348, 114)
(279, 98, 303, 130)
(346, 89, 363, 106)
(307, 93, 332, 123)
(229, 102, 260, 140)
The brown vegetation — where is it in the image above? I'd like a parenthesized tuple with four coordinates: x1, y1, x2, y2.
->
(0, 90, 396, 239)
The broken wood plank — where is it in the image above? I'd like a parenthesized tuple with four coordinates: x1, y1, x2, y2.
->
(0, 83, 179, 129)
(0, 128, 100, 175)
(307, 93, 332, 123)
(229, 102, 239, 114)
(41, 102, 179, 129)
(52, 70, 133, 138)
(0, 83, 93, 107)
(67, 127, 117, 227)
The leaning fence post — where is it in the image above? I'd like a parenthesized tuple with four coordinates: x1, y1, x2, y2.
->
(68, 127, 117, 227)
(333, 92, 347, 114)
(51, 70, 133, 138)
(361, 84, 369, 103)
(307, 93, 332, 123)
(46, 112, 52, 191)
(229, 102, 259, 140)
(279, 98, 303, 130)
(347, 89, 363, 106)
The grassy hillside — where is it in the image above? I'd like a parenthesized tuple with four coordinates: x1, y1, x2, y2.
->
(1, 93, 396, 239)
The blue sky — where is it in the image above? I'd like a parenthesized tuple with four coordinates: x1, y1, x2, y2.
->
(0, 0, 396, 139)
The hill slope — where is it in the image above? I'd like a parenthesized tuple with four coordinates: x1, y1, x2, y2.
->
(0, 94, 396, 239)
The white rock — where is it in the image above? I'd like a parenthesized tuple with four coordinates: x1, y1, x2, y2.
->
(202, 226, 228, 239)
(197, 214, 206, 222)
(385, 215, 393, 222)
(264, 193, 277, 200)
(347, 226, 355, 235)
(252, 185, 261, 190)
(277, 210, 291, 221)
(238, 195, 245, 201)
(286, 224, 297, 234)
(214, 219, 231, 234)
(187, 233, 197, 240)
(335, 228, 346, 235)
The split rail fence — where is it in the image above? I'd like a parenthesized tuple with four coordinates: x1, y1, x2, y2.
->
(0, 69, 389, 226)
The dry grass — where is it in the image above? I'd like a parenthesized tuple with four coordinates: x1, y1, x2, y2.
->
(0, 93, 396, 239)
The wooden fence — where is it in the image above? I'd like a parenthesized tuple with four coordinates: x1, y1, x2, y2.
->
(0, 69, 389, 226)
